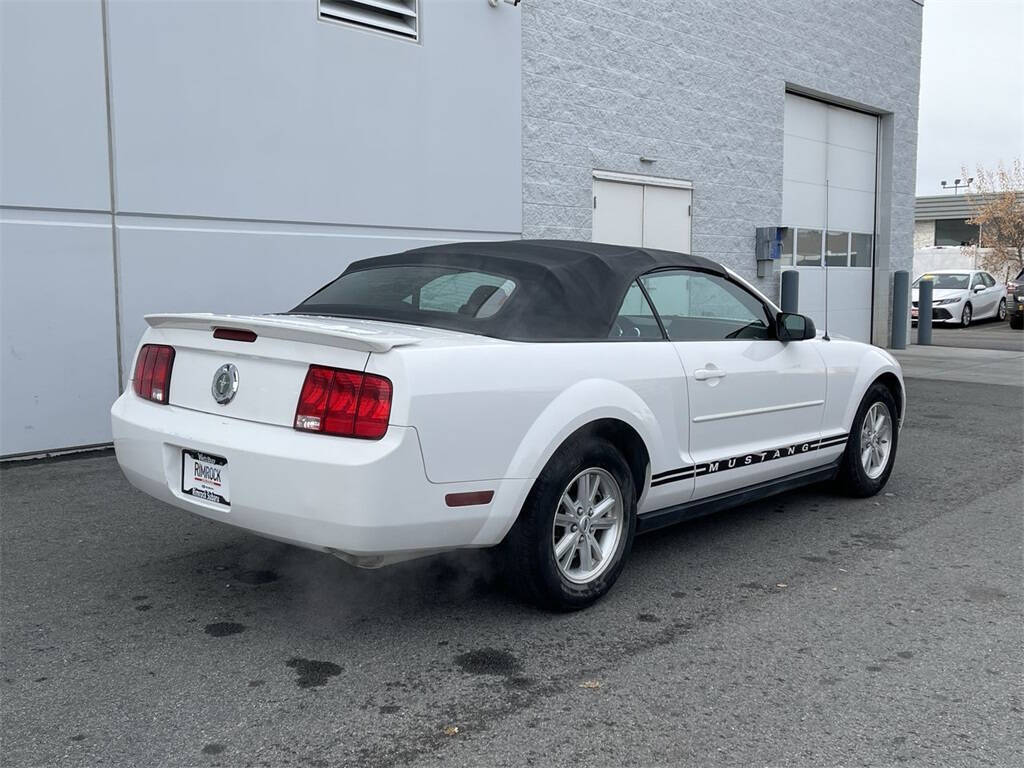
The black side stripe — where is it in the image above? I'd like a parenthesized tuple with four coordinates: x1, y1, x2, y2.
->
(651, 433, 849, 488)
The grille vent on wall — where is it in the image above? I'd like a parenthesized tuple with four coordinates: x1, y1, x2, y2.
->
(319, 0, 419, 41)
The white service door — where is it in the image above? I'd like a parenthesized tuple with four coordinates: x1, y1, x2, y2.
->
(642, 185, 692, 252)
(592, 179, 644, 247)
(593, 178, 692, 253)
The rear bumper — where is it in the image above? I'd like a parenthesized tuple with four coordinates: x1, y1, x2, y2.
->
(111, 392, 531, 564)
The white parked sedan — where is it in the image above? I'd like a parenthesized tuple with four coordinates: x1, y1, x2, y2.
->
(112, 241, 904, 609)
(911, 269, 1007, 327)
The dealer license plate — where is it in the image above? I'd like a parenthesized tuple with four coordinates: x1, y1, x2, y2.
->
(182, 450, 230, 506)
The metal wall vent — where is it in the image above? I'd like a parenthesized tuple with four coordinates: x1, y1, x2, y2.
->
(319, 0, 419, 41)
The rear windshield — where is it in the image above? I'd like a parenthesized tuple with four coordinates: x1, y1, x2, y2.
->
(913, 273, 969, 290)
(293, 266, 518, 321)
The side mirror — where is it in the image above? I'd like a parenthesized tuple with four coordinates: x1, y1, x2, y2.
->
(973, 284, 986, 293)
(776, 312, 816, 341)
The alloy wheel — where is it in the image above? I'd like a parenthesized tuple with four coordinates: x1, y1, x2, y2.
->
(860, 402, 893, 480)
(551, 468, 623, 584)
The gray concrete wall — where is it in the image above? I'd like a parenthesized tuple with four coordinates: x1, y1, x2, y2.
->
(914, 219, 935, 250)
(0, 0, 521, 457)
(521, 0, 922, 343)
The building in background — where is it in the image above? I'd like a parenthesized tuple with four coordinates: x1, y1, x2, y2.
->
(0, 0, 923, 457)
(913, 193, 1024, 278)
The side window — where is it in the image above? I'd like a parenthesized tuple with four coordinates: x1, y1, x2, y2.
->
(981, 273, 996, 287)
(641, 270, 773, 341)
(608, 281, 663, 340)
(971, 273, 985, 289)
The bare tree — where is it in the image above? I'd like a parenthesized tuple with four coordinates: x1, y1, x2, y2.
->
(961, 160, 1024, 281)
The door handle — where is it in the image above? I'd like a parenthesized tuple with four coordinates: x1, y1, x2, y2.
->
(694, 367, 727, 381)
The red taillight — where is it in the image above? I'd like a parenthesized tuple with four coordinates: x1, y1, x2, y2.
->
(294, 365, 392, 440)
(132, 344, 175, 404)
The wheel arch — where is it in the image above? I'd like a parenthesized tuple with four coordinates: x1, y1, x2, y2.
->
(505, 381, 660, 478)
(492, 415, 651, 550)
(872, 371, 905, 426)
(486, 382, 660, 548)
(552, 418, 650, 501)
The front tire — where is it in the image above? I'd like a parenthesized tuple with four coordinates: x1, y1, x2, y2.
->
(501, 438, 636, 611)
(836, 384, 899, 498)
(961, 302, 973, 327)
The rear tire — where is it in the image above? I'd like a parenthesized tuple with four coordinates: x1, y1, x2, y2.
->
(997, 298, 1007, 321)
(1011, 314, 1024, 330)
(501, 437, 636, 611)
(836, 384, 899, 498)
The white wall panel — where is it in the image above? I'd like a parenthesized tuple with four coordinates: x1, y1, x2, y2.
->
(827, 187, 876, 233)
(827, 145, 877, 193)
(106, 0, 521, 233)
(783, 134, 827, 185)
(781, 180, 827, 228)
(782, 267, 872, 342)
(0, 0, 110, 210)
(783, 95, 827, 142)
(0, 213, 118, 456)
(115, 221, 511, 382)
(827, 107, 878, 152)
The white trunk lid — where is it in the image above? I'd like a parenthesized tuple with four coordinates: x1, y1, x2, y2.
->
(142, 313, 426, 427)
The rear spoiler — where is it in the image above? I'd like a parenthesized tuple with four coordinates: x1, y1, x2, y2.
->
(144, 313, 422, 354)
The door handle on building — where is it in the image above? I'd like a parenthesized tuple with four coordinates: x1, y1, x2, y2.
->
(694, 367, 727, 381)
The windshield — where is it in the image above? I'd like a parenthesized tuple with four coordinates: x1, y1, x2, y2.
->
(292, 266, 517, 322)
(913, 273, 969, 290)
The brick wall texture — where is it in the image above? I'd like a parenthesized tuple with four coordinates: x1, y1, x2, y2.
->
(521, 0, 923, 301)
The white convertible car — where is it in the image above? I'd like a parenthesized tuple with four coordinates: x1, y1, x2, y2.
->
(112, 240, 904, 609)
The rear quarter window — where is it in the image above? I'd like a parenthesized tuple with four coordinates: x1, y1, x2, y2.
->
(296, 266, 517, 320)
(416, 271, 516, 318)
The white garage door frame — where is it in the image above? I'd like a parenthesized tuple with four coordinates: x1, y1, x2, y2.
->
(780, 91, 880, 344)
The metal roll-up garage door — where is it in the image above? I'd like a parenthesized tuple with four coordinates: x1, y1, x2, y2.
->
(781, 93, 878, 342)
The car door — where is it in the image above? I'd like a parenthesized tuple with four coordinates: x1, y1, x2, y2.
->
(640, 269, 828, 501)
(980, 272, 1001, 316)
(970, 272, 995, 316)
(608, 280, 696, 511)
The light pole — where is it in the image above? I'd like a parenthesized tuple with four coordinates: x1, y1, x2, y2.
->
(940, 177, 973, 195)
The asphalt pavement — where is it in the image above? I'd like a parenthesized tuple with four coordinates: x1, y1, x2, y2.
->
(2, 376, 1022, 767)
(914, 315, 1023, 352)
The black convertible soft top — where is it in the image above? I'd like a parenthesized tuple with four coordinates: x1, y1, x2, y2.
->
(291, 239, 727, 341)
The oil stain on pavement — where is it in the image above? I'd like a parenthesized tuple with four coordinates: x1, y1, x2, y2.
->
(454, 648, 521, 677)
(285, 658, 342, 688)
(203, 622, 246, 637)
